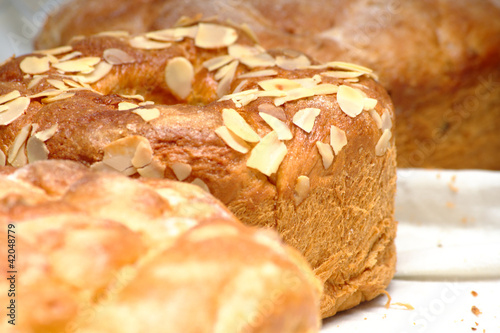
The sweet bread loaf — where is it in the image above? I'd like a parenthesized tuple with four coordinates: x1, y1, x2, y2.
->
(35, 0, 500, 169)
(0, 160, 322, 332)
(0, 21, 397, 317)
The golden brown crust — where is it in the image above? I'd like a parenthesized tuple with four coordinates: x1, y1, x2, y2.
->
(0, 161, 321, 332)
(1, 22, 397, 317)
(35, 0, 500, 169)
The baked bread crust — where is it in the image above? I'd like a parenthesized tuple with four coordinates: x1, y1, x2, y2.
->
(0, 160, 322, 332)
(1, 22, 397, 317)
(35, 0, 500, 169)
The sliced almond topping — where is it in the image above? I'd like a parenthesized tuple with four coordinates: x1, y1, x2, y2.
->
(102, 136, 151, 174)
(58, 51, 83, 62)
(258, 78, 301, 92)
(0, 90, 21, 105)
(239, 53, 275, 68)
(0, 150, 5, 166)
(369, 109, 383, 129)
(171, 162, 192, 181)
(29, 89, 63, 99)
(165, 57, 194, 100)
(132, 108, 160, 122)
(0, 105, 7, 113)
(238, 69, 278, 79)
(228, 44, 260, 58)
(215, 126, 250, 154)
(20, 56, 50, 75)
(276, 54, 311, 70)
(330, 125, 347, 155)
(131, 140, 153, 168)
(0, 97, 30, 125)
(294, 175, 310, 205)
(222, 108, 260, 143)
(129, 36, 171, 50)
(246, 131, 287, 176)
(139, 101, 155, 106)
(240, 23, 260, 43)
(52, 57, 101, 73)
(381, 110, 392, 131)
(62, 78, 84, 88)
(337, 85, 365, 117)
(119, 94, 145, 102)
(34, 45, 72, 56)
(103, 48, 136, 65)
(118, 102, 139, 111)
(363, 97, 378, 111)
(146, 26, 198, 42)
(75, 61, 113, 84)
(293, 108, 321, 133)
(27, 75, 46, 89)
(203, 55, 234, 72)
(321, 71, 364, 79)
(316, 141, 334, 169)
(293, 75, 322, 88)
(26, 136, 49, 163)
(42, 92, 75, 103)
(191, 178, 210, 192)
(274, 84, 338, 106)
(216, 60, 239, 98)
(327, 61, 374, 74)
(137, 159, 165, 178)
(195, 23, 238, 49)
(34, 124, 58, 141)
(232, 79, 248, 94)
(259, 112, 292, 140)
(258, 103, 287, 121)
(47, 79, 69, 90)
(7, 124, 31, 167)
(376, 129, 392, 156)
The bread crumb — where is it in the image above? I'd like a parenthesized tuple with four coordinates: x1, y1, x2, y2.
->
(446, 201, 455, 208)
(471, 306, 482, 316)
(391, 302, 414, 310)
(471, 291, 478, 297)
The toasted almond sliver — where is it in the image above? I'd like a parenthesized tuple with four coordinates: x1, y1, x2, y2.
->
(139, 101, 155, 106)
(119, 94, 145, 102)
(222, 108, 260, 143)
(327, 61, 373, 74)
(0, 90, 21, 105)
(42, 92, 75, 103)
(258, 103, 287, 121)
(321, 71, 364, 79)
(102, 136, 150, 173)
(203, 55, 234, 72)
(52, 57, 101, 73)
(232, 79, 248, 94)
(238, 69, 278, 79)
(259, 112, 292, 140)
(246, 131, 287, 177)
(276, 54, 311, 71)
(258, 78, 301, 92)
(316, 141, 334, 169)
(294, 175, 310, 205)
(228, 44, 260, 58)
(75, 61, 113, 84)
(191, 178, 210, 192)
(274, 84, 338, 106)
(195, 23, 238, 49)
(0, 150, 5, 166)
(381, 110, 392, 131)
(293, 108, 321, 133)
(376, 129, 392, 156)
(0, 97, 30, 125)
(27, 75, 47, 89)
(215, 126, 250, 154)
(34, 124, 59, 141)
(363, 97, 378, 111)
(20, 56, 50, 75)
(34, 45, 73, 56)
(29, 89, 63, 99)
(57, 51, 83, 62)
(0, 105, 8, 113)
(137, 160, 165, 178)
(369, 109, 383, 129)
(239, 52, 275, 68)
(171, 162, 192, 181)
(337, 85, 365, 117)
(7, 124, 31, 166)
(330, 125, 347, 155)
(216, 60, 239, 98)
(103, 48, 136, 65)
(27, 136, 49, 163)
(132, 108, 160, 122)
(145, 29, 182, 42)
(118, 102, 139, 111)
(129, 36, 171, 50)
(131, 140, 153, 168)
(165, 57, 194, 100)
(47, 79, 69, 90)
(62, 79, 84, 88)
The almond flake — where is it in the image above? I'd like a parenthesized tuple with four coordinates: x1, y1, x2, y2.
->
(34, 124, 58, 141)
(337, 85, 365, 117)
(129, 36, 171, 50)
(19, 56, 50, 74)
(294, 175, 310, 205)
(195, 23, 238, 49)
(165, 57, 194, 100)
(216, 60, 239, 98)
(0, 97, 30, 125)
(29, 89, 63, 99)
(191, 178, 210, 192)
(0, 90, 21, 105)
(0, 150, 5, 166)
(58, 51, 83, 62)
(102, 136, 151, 174)
(132, 108, 160, 122)
(222, 108, 260, 142)
(228, 44, 260, 58)
(118, 102, 139, 111)
(74, 61, 113, 84)
(363, 97, 378, 110)
(316, 141, 334, 169)
(137, 160, 165, 178)
(238, 69, 278, 79)
(321, 71, 364, 79)
(131, 140, 153, 168)
(239, 53, 275, 68)
(52, 57, 101, 73)
(171, 162, 192, 181)
(369, 109, 383, 129)
(274, 84, 338, 106)
(27, 136, 49, 163)
(240, 23, 260, 43)
(62, 79, 84, 88)
(293, 75, 322, 88)
(381, 111, 392, 131)
(146, 26, 198, 42)
(139, 101, 155, 106)
(203, 55, 234, 72)
(103, 48, 136, 65)
(232, 79, 248, 94)
(47, 79, 69, 90)
(119, 94, 145, 102)
(293, 108, 321, 133)
(276, 54, 311, 70)
(259, 112, 292, 140)
(34, 45, 72, 56)
(215, 126, 250, 154)
(246, 131, 287, 176)
(258, 103, 287, 121)
(376, 129, 392, 156)
(258, 78, 301, 92)
(327, 61, 374, 75)
(330, 125, 347, 155)
(42, 92, 75, 103)
(27, 75, 46, 89)
(7, 124, 31, 166)
(0, 105, 7, 113)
